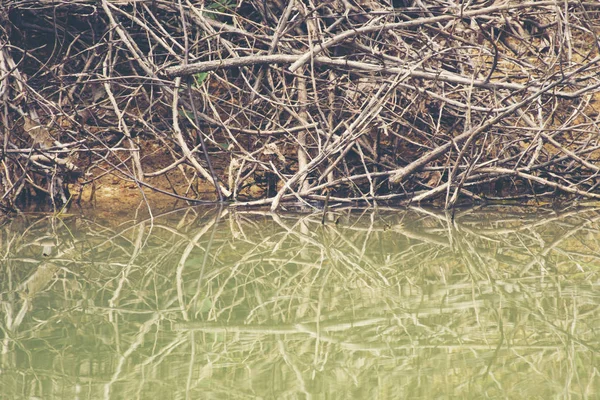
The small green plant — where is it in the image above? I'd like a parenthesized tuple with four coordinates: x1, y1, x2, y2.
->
(193, 72, 208, 87)
(204, 0, 236, 21)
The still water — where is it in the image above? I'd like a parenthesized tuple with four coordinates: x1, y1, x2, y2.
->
(0, 205, 598, 399)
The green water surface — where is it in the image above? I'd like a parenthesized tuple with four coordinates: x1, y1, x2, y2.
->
(0, 205, 598, 399)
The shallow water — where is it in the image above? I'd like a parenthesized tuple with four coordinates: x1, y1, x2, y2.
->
(1, 205, 599, 399)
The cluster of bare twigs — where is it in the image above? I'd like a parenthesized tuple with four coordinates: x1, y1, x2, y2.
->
(1, 206, 599, 397)
(2, 0, 600, 210)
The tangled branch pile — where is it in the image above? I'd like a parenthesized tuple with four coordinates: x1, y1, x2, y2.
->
(2, 0, 600, 211)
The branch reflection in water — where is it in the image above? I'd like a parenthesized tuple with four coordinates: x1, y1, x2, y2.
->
(0, 205, 598, 399)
